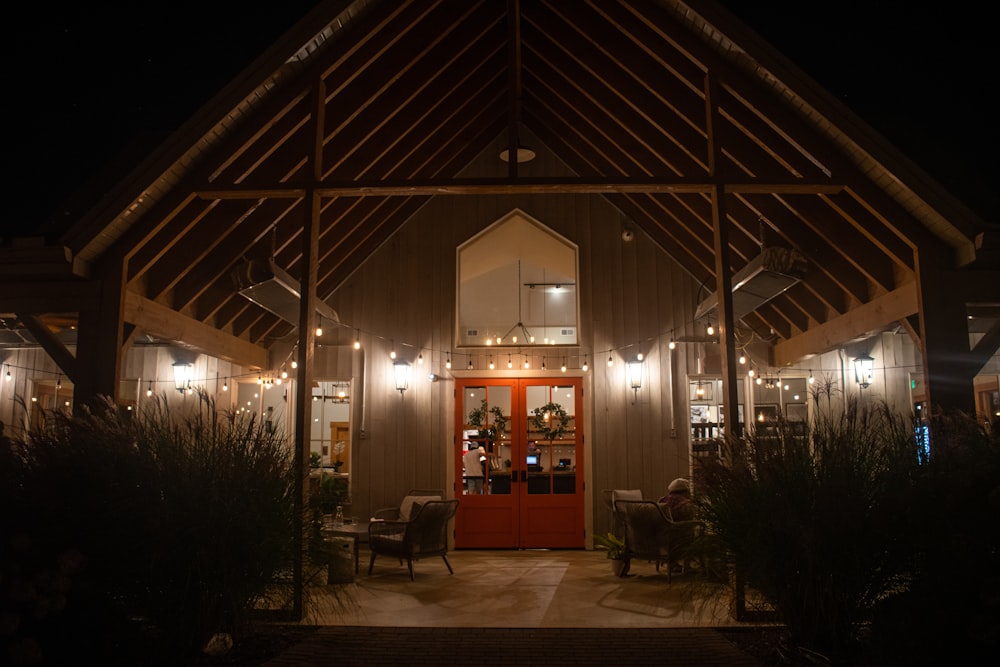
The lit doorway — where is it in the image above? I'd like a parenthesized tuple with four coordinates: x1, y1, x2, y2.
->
(454, 377, 584, 549)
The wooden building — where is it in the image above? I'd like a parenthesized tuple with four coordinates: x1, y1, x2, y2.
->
(1, 0, 998, 547)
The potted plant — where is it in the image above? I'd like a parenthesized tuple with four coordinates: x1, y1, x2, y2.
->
(594, 532, 627, 576)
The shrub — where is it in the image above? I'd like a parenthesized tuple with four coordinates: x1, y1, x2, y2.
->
(695, 398, 921, 657)
(1, 392, 302, 664)
(869, 411, 1000, 663)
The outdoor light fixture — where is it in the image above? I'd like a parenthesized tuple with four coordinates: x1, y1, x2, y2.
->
(172, 362, 192, 393)
(627, 357, 643, 401)
(394, 361, 411, 396)
(853, 353, 874, 388)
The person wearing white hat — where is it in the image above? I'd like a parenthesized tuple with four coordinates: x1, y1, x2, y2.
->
(658, 477, 693, 521)
(463, 445, 487, 494)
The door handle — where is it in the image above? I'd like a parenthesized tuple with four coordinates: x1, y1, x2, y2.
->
(520, 469, 527, 482)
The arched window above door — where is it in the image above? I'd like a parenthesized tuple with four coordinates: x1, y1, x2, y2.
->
(457, 210, 579, 347)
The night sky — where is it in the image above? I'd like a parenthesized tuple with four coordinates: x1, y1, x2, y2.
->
(4, 1, 996, 243)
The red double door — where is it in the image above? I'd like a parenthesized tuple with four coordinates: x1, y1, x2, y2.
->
(454, 377, 584, 549)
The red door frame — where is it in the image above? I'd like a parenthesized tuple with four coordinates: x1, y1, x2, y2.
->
(454, 377, 584, 549)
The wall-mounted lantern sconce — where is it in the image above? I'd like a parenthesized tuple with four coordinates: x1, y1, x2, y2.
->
(172, 362, 192, 393)
(853, 353, 874, 388)
(394, 361, 411, 396)
(626, 357, 643, 402)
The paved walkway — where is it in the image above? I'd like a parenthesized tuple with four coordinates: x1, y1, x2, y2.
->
(260, 549, 776, 665)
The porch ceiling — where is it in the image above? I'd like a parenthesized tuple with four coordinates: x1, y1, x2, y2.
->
(4, 0, 995, 369)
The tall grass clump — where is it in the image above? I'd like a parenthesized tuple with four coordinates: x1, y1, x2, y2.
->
(870, 411, 1000, 664)
(695, 398, 922, 658)
(1, 392, 301, 665)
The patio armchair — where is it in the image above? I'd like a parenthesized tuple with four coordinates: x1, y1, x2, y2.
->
(368, 498, 459, 580)
(601, 488, 642, 537)
(371, 489, 444, 521)
(613, 499, 704, 582)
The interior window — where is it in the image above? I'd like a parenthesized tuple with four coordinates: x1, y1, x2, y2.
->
(457, 210, 578, 347)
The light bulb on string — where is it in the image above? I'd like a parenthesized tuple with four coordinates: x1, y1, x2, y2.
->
(507, 354, 513, 369)
(146, 382, 153, 397)
(582, 355, 589, 372)
(489, 356, 495, 370)
(418, 352, 424, 365)
(354, 329, 361, 350)
(446, 354, 452, 370)
(808, 370, 815, 384)
(607, 354, 613, 367)
(561, 358, 567, 373)
(706, 322, 714, 336)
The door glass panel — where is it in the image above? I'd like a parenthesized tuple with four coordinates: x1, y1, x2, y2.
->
(525, 384, 577, 495)
(461, 385, 512, 495)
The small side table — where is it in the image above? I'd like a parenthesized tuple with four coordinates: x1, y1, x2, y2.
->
(323, 522, 369, 575)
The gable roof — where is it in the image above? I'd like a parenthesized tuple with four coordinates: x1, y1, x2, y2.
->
(4, 0, 997, 368)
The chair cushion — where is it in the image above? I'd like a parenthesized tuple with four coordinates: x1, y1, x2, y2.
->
(399, 495, 441, 521)
(612, 489, 642, 502)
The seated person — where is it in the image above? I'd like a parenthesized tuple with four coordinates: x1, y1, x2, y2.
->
(658, 477, 694, 521)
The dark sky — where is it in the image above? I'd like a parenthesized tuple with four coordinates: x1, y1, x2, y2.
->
(4, 1, 996, 243)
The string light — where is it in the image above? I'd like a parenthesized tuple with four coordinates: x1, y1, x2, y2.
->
(146, 382, 153, 397)
(315, 316, 323, 337)
(446, 354, 452, 369)
(354, 329, 361, 350)
(507, 354, 513, 369)
(607, 354, 613, 367)
(582, 355, 589, 372)
(489, 356, 495, 370)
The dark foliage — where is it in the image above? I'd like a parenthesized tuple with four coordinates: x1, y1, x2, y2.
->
(1, 393, 302, 665)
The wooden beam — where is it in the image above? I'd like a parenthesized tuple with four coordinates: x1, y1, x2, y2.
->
(123, 292, 267, 369)
(971, 319, 1000, 372)
(15, 314, 78, 383)
(196, 177, 843, 199)
(773, 282, 918, 366)
(75, 269, 126, 411)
